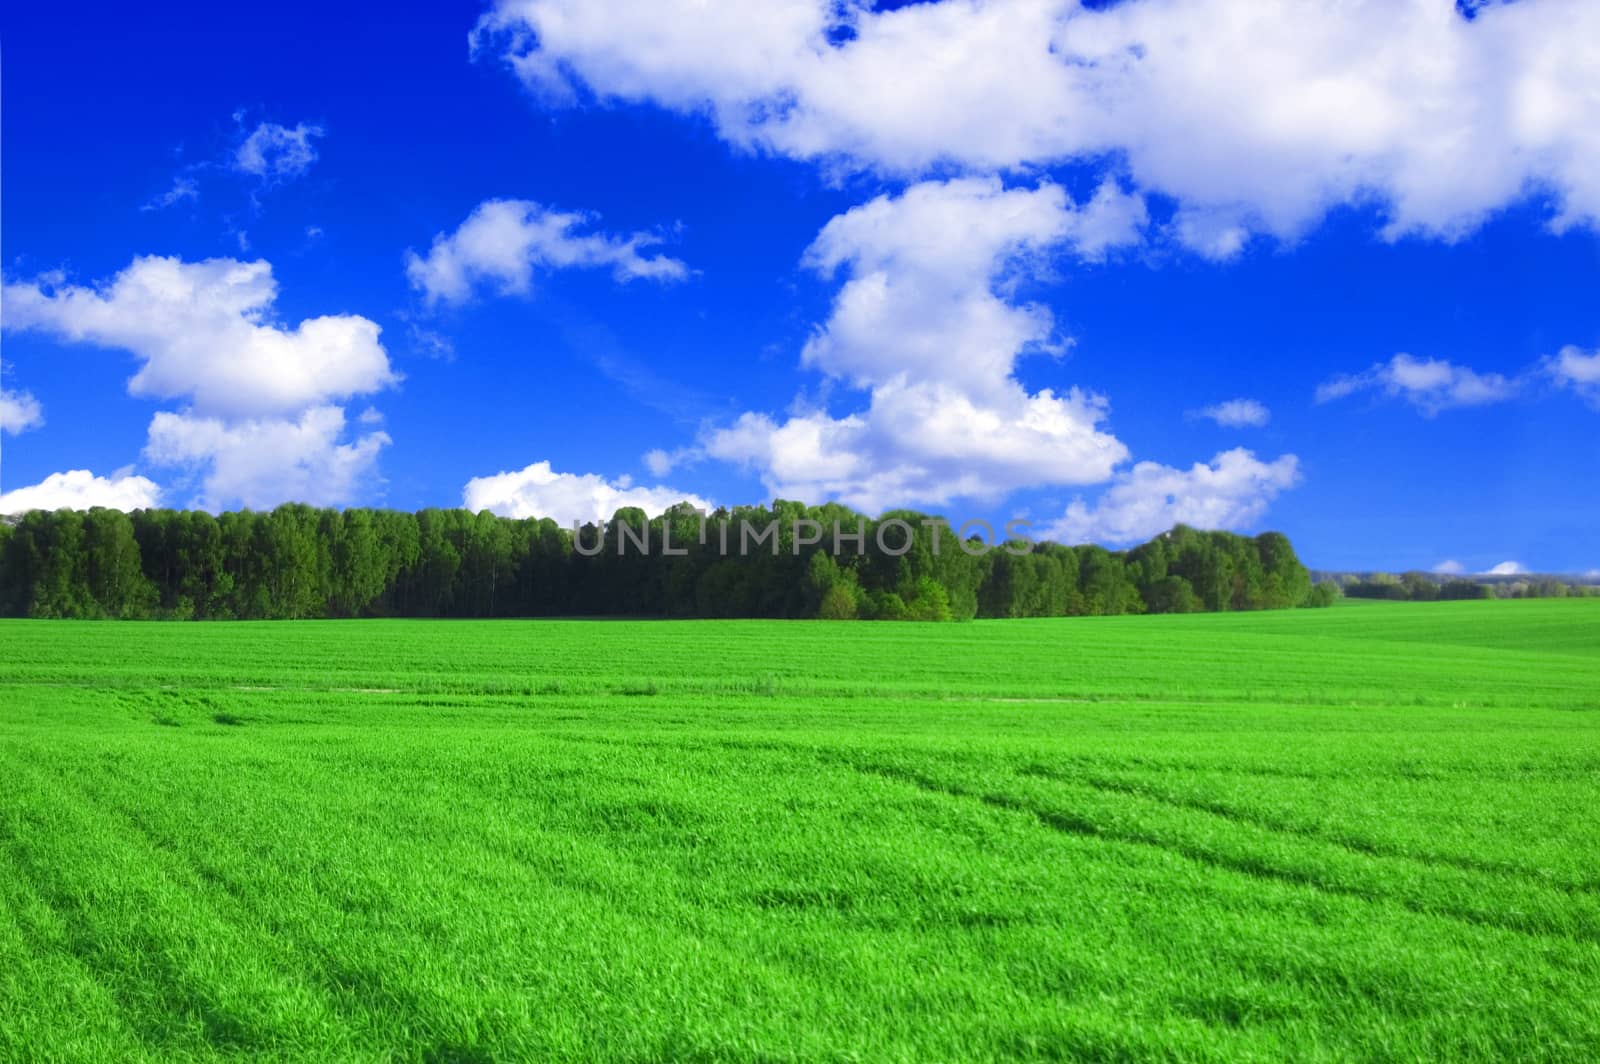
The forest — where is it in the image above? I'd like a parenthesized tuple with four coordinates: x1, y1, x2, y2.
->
(0, 502, 1332, 621)
(1340, 571, 1598, 602)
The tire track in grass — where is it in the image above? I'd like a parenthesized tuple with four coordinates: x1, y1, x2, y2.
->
(75, 744, 524, 1059)
(9, 753, 375, 1059)
(846, 760, 1600, 949)
(0, 760, 269, 1058)
(75, 732, 814, 1062)
(1024, 766, 1600, 896)
(0, 763, 146, 1057)
(533, 728, 1600, 946)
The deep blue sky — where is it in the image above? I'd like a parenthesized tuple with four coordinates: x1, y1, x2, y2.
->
(3, 0, 1597, 574)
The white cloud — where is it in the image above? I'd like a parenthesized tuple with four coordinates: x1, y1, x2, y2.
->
(1168, 207, 1253, 261)
(1484, 561, 1528, 576)
(798, 177, 1144, 395)
(142, 175, 200, 212)
(1043, 448, 1301, 546)
(144, 406, 388, 510)
(477, 0, 1600, 246)
(143, 116, 321, 213)
(2, 256, 397, 418)
(2, 256, 401, 510)
(1, 388, 44, 435)
(1316, 354, 1518, 415)
(234, 121, 324, 180)
(642, 448, 676, 477)
(1547, 345, 1600, 406)
(1193, 398, 1270, 428)
(1432, 560, 1466, 575)
(704, 381, 1127, 513)
(408, 324, 457, 362)
(0, 469, 161, 514)
(1585, 569, 1600, 580)
(406, 199, 690, 306)
(463, 460, 711, 524)
(699, 178, 1138, 512)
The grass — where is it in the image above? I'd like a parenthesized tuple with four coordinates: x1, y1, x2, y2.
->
(2, 599, 1598, 1061)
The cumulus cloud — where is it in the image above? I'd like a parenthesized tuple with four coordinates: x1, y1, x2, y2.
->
(406, 199, 690, 305)
(144, 406, 389, 510)
(234, 121, 324, 180)
(463, 460, 711, 525)
(704, 382, 1127, 513)
(0, 469, 161, 514)
(1484, 561, 1528, 576)
(1546, 345, 1600, 406)
(1, 388, 44, 435)
(1316, 354, 1518, 415)
(798, 177, 1144, 394)
(1193, 398, 1270, 428)
(476, 0, 1600, 247)
(1, 256, 397, 418)
(3, 256, 398, 509)
(1432, 560, 1466, 575)
(698, 178, 1139, 512)
(1043, 448, 1301, 546)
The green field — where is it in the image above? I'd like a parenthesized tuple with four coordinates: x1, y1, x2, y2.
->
(3, 600, 1599, 1062)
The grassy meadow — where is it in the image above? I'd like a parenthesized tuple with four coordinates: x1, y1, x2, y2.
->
(3, 599, 1599, 1061)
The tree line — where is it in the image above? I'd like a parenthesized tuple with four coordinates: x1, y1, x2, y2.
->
(0, 503, 1334, 621)
(1342, 571, 1599, 602)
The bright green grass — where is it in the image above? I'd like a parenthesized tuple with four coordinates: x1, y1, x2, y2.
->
(2, 599, 1599, 1062)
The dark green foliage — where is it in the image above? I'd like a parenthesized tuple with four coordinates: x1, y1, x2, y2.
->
(1439, 579, 1492, 600)
(1344, 573, 1589, 602)
(1347, 575, 1411, 601)
(1145, 575, 1202, 614)
(817, 583, 858, 620)
(0, 506, 1318, 620)
(0, 508, 157, 618)
(1304, 581, 1343, 608)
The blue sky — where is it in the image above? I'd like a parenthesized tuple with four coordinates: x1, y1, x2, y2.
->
(2, 0, 1597, 574)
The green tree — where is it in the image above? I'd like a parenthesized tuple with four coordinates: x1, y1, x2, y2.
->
(1145, 574, 1201, 614)
(461, 509, 517, 616)
(260, 505, 329, 618)
(817, 582, 858, 620)
(1257, 531, 1312, 607)
(905, 577, 953, 622)
(412, 509, 463, 616)
(1304, 581, 1342, 607)
(82, 508, 155, 618)
(0, 507, 1320, 622)
(331, 509, 388, 617)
